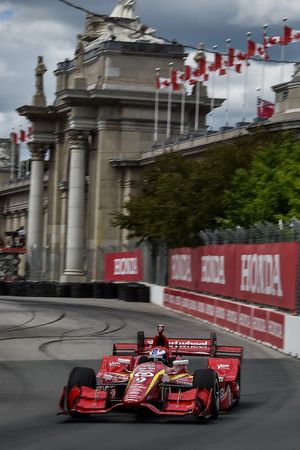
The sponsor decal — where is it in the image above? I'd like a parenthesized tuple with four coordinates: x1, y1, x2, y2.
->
(201, 255, 226, 284)
(240, 254, 283, 297)
(217, 363, 230, 370)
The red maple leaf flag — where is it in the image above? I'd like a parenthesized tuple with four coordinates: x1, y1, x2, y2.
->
(227, 47, 235, 67)
(19, 129, 26, 142)
(214, 52, 222, 70)
(156, 77, 171, 89)
(257, 97, 275, 119)
(198, 57, 206, 76)
(247, 39, 256, 57)
(171, 68, 180, 91)
(283, 25, 292, 44)
(264, 35, 281, 47)
(235, 63, 242, 73)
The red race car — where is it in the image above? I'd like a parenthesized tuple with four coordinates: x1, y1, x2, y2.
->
(58, 325, 243, 421)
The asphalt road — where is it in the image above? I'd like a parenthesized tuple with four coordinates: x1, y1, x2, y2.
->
(0, 296, 299, 450)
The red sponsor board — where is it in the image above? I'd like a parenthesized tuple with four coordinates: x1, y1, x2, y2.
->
(238, 304, 252, 338)
(195, 245, 236, 297)
(251, 308, 267, 342)
(235, 243, 298, 311)
(104, 250, 143, 282)
(168, 243, 298, 311)
(164, 288, 285, 349)
(266, 310, 284, 349)
(168, 248, 196, 290)
(215, 299, 239, 332)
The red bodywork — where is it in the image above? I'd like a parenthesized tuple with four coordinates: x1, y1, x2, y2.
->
(59, 333, 242, 419)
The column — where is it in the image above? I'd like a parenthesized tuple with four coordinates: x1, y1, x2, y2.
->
(27, 143, 46, 279)
(61, 131, 87, 281)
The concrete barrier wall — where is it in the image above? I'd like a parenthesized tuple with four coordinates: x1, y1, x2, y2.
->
(150, 284, 300, 359)
(284, 315, 300, 358)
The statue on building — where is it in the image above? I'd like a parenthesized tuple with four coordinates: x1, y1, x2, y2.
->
(292, 60, 300, 81)
(74, 34, 84, 71)
(110, 0, 137, 20)
(32, 56, 47, 107)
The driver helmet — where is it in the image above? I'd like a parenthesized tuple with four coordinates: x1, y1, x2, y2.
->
(148, 347, 168, 364)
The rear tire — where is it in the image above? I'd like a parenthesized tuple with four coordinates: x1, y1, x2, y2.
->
(193, 368, 220, 419)
(67, 367, 96, 417)
(233, 369, 241, 406)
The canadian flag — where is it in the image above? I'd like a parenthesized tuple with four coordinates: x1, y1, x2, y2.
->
(247, 39, 268, 59)
(282, 25, 300, 44)
(257, 97, 275, 119)
(19, 129, 26, 142)
(264, 35, 282, 47)
(156, 76, 171, 90)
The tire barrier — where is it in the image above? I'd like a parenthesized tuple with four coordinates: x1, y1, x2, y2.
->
(56, 283, 71, 298)
(104, 282, 118, 299)
(93, 282, 106, 298)
(117, 283, 150, 302)
(0, 281, 149, 301)
(70, 283, 93, 298)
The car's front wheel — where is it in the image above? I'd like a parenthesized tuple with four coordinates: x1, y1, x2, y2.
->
(193, 368, 220, 419)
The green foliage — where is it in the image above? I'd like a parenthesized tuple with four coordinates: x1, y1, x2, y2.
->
(112, 131, 299, 246)
(222, 133, 300, 226)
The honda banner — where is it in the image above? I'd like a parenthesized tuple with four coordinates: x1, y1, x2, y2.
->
(168, 243, 298, 311)
(104, 250, 143, 282)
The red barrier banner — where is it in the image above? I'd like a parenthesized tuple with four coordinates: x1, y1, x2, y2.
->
(235, 243, 298, 311)
(238, 304, 252, 338)
(164, 288, 285, 349)
(168, 248, 196, 290)
(104, 250, 143, 282)
(266, 310, 284, 349)
(168, 243, 298, 311)
(195, 245, 236, 297)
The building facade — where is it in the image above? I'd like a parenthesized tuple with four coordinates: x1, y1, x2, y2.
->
(2, 0, 212, 281)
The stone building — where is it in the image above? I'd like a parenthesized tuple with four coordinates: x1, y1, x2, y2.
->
(2, 0, 213, 281)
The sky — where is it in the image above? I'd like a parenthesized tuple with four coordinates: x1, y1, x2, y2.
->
(1, 0, 300, 147)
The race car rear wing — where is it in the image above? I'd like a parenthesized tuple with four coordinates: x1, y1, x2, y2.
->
(112, 332, 243, 359)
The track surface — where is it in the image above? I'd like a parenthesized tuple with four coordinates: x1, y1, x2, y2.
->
(0, 296, 299, 450)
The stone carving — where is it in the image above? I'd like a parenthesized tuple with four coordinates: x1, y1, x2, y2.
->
(293, 61, 300, 80)
(67, 130, 89, 148)
(74, 34, 84, 71)
(0, 141, 10, 168)
(35, 56, 47, 97)
(28, 143, 47, 161)
(110, 0, 137, 20)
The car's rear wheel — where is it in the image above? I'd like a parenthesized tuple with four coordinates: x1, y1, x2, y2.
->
(67, 367, 96, 417)
(193, 368, 220, 419)
(233, 369, 241, 406)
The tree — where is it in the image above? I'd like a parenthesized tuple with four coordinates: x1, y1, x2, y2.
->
(222, 133, 300, 226)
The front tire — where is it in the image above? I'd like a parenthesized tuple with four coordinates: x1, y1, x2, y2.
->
(67, 367, 96, 417)
(193, 368, 220, 419)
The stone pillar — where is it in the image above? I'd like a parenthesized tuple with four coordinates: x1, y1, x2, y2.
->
(27, 143, 46, 279)
(61, 131, 87, 281)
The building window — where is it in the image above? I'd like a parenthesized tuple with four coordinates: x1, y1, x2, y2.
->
(283, 90, 288, 101)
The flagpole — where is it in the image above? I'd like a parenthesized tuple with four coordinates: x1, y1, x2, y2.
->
(166, 62, 173, 139)
(257, 87, 261, 118)
(10, 133, 15, 180)
(154, 67, 160, 142)
(225, 38, 231, 126)
(280, 17, 287, 83)
(242, 32, 252, 122)
(209, 45, 218, 130)
(180, 58, 186, 135)
(260, 24, 268, 117)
